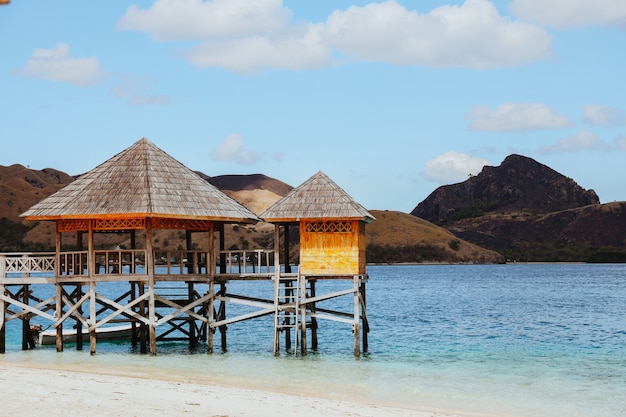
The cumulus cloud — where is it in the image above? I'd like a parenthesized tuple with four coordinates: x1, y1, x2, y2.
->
(466, 103, 573, 131)
(17, 43, 106, 87)
(117, 0, 553, 72)
(116, 0, 290, 41)
(582, 105, 626, 126)
(211, 134, 263, 165)
(424, 151, 491, 184)
(539, 131, 611, 154)
(510, 0, 626, 29)
(324, 0, 552, 68)
(181, 25, 330, 73)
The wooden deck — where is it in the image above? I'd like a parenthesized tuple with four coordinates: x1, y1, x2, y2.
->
(0, 250, 368, 356)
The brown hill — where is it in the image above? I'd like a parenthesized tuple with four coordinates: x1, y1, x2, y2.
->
(410, 154, 625, 262)
(2, 166, 500, 263)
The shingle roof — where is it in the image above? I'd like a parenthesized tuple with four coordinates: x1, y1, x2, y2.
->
(21, 138, 259, 223)
(260, 171, 375, 223)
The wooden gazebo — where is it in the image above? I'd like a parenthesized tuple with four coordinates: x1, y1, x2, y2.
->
(261, 171, 375, 355)
(18, 138, 259, 354)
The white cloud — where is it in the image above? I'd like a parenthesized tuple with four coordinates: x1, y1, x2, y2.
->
(466, 103, 573, 131)
(582, 104, 626, 126)
(109, 74, 170, 106)
(211, 134, 263, 165)
(424, 151, 491, 184)
(324, 0, 552, 68)
(181, 25, 330, 73)
(539, 131, 611, 154)
(116, 0, 290, 41)
(510, 0, 626, 29)
(17, 43, 106, 87)
(117, 0, 553, 72)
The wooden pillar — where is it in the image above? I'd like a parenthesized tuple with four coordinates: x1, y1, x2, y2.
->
(310, 280, 318, 351)
(139, 283, 147, 354)
(218, 223, 226, 274)
(207, 279, 214, 353)
(283, 224, 291, 273)
(0, 283, 5, 354)
(75, 284, 83, 351)
(22, 284, 35, 350)
(361, 281, 368, 353)
(55, 225, 63, 352)
(219, 283, 227, 352)
(88, 220, 97, 355)
(353, 275, 360, 357)
(146, 218, 157, 355)
(300, 275, 307, 356)
(89, 282, 96, 355)
(273, 224, 281, 355)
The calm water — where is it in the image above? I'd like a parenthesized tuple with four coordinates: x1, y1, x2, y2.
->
(2, 264, 625, 416)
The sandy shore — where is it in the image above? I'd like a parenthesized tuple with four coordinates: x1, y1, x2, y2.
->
(0, 363, 470, 417)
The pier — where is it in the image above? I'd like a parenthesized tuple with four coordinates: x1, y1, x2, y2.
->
(0, 139, 373, 356)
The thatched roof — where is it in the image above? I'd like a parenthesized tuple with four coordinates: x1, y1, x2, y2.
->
(260, 171, 375, 223)
(21, 138, 259, 223)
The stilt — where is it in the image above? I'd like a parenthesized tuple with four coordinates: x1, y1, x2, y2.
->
(360, 282, 368, 353)
(0, 283, 6, 354)
(89, 282, 96, 355)
(218, 283, 227, 352)
(353, 276, 360, 357)
(207, 280, 214, 353)
(139, 283, 148, 353)
(55, 283, 63, 352)
(300, 274, 307, 356)
(22, 284, 36, 350)
(309, 280, 318, 351)
(76, 284, 83, 351)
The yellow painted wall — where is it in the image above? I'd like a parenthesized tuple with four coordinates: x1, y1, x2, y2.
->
(299, 220, 366, 275)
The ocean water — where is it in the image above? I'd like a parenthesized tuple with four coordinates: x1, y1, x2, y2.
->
(2, 264, 625, 417)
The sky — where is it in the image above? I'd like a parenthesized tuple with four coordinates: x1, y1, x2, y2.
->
(1, 0, 625, 213)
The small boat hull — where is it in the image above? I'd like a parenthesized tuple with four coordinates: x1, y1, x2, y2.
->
(38, 324, 134, 345)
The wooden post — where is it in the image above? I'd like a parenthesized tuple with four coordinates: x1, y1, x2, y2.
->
(219, 283, 227, 352)
(89, 282, 96, 354)
(88, 219, 97, 355)
(207, 280, 214, 353)
(283, 224, 291, 273)
(55, 283, 63, 352)
(353, 275, 360, 357)
(76, 284, 83, 351)
(55, 225, 63, 352)
(0, 283, 5, 354)
(310, 280, 318, 351)
(300, 275, 307, 356)
(146, 218, 157, 355)
(361, 281, 368, 353)
(139, 283, 147, 353)
(22, 284, 35, 350)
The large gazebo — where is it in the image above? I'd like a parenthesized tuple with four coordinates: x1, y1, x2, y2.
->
(19, 138, 259, 354)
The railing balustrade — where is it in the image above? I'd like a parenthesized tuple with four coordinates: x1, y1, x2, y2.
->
(1, 249, 277, 278)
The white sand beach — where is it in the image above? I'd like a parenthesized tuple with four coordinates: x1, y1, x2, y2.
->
(0, 363, 470, 417)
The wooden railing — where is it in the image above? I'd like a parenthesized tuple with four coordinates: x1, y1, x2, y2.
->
(1, 249, 277, 279)
(0, 252, 56, 277)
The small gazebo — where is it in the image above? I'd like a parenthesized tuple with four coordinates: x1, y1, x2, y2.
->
(20, 138, 259, 354)
(260, 171, 375, 355)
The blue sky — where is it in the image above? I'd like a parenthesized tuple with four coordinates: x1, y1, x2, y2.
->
(1, 0, 625, 212)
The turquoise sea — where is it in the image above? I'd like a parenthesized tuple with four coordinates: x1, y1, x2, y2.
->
(2, 264, 625, 416)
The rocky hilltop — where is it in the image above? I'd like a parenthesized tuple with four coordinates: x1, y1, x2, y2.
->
(411, 155, 625, 262)
(412, 154, 600, 225)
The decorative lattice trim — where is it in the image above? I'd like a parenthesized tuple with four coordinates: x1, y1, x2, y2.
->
(93, 218, 146, 230)
(57, 219, 89, 232)
(152, 218, 211, 231)
(305, 221, 353, 233)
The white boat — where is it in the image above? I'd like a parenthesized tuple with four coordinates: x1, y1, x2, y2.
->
(37, 324, 134, 345)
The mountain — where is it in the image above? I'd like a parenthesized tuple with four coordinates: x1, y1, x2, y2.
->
(1, 165, 500, 263)
(411, 154, 625, 262)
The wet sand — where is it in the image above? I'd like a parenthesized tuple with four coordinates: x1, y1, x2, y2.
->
(0, 363, 469, 417)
